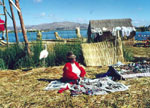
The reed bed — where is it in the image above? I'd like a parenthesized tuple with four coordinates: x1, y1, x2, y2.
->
(124, 46, 150, 58)
(0, 66, 150, 108)
(0, 42, 83, 70)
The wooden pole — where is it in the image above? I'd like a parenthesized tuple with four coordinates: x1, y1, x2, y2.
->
(9, 0, 19, 44)
(76, 27, 82, 38)
(2, 0, 9, 46)
(15, 0, 31, 55)
(116, 30, 124, 62)
(114, 32, 117, 64)
(54, 32, 62, 40)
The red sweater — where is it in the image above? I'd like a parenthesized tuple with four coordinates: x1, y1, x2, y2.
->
(0, 19, 5, 31)
(63, 61, 86, 80)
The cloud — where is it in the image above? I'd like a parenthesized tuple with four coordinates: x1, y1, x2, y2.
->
(132, 20, 150, 26)
(34, 0, 42, 3)
(36, 13, 64, 22)
(40, 12, 46, 17)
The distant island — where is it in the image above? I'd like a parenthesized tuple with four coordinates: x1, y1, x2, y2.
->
(8, 21, 88, 31)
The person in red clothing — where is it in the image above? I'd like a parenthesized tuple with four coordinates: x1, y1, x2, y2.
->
(62, 51, 86, 82)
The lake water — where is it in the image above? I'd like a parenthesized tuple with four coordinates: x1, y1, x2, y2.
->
(0, 30, 150, 42)
(0, 29, 88, 43)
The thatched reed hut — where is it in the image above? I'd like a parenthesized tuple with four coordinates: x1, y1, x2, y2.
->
(88, 18, 136, 43)
(81, 19, 136, 66)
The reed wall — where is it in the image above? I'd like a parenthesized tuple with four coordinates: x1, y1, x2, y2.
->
(81, 41, 124, 66)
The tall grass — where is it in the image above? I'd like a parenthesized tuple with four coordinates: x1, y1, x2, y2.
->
(31, 41, 43, 67)
(54, 43, 84, 66)
(0, 42, 84, 70)
(0, 44, 26, 69)
(123, 47, 135, 62)
(0, 58, 5, 70)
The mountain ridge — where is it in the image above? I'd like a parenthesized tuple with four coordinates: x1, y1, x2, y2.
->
(8, 21, 88, 31)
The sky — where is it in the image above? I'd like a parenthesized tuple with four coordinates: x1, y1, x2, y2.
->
(0, 0, 150, 27)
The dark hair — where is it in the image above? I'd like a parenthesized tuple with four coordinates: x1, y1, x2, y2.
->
(66, 51, 74, 62)
(66, 51, 74, 57)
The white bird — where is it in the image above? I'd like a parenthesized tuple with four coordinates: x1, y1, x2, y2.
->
(39, 44, 49, 66)
(39, 44, 48, 60)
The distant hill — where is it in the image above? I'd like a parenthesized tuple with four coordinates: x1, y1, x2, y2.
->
(8, 21, 88, 31)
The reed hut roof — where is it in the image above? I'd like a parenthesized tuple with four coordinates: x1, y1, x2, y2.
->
(89, 18, 133, 31)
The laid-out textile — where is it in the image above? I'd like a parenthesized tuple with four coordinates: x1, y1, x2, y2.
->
(45, 77, 128, 96)
(122, 73, 150, 79)
(117, 62, 150, 74)
(114, 62, 150, 78)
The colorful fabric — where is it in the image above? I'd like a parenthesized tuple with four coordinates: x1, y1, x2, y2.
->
(114, 62, 150, 78)
(0, 19, 5, 31)
(45, 77, 128, 96)
(118, 62, 150, 74)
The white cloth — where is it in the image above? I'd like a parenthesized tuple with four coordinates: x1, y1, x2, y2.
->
(91, 28, 103, 35)
(71, 63, 81, 77)
(45, 81, 71, 90)
(112, 26, 136, 37)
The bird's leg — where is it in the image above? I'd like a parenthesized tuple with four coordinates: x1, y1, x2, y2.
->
(44, 58, 45, 67)
(43, 58, 47, 72)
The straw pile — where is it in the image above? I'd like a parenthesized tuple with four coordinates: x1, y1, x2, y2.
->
(81, 41, 124, 66)
(0, 66, 150, 108)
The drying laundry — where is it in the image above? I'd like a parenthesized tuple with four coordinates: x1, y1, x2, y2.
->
(91, 28, 103, 35)
(112, 26, 136, 37)
(90, 26, 136, 37)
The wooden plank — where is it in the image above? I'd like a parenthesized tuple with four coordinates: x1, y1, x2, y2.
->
(9, 0, 20, 12)
(0, 39, 7, 45)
